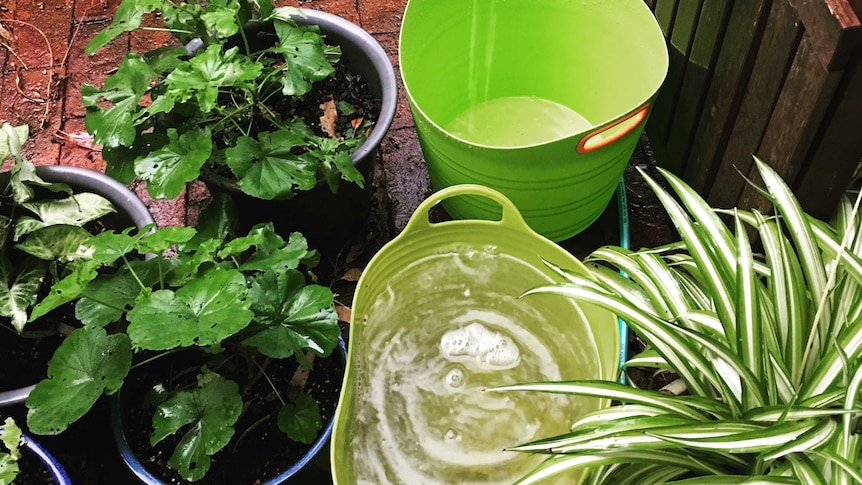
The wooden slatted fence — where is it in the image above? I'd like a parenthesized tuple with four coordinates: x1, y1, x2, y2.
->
(644, 0, 862, 219)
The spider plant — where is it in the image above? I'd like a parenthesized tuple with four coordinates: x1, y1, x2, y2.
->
(490, 157, 862, 484)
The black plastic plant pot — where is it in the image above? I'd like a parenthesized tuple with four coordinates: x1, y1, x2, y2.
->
(0, 165, 156, 408)
(110, 338, 347, 485)
(202, 8, 398, 252)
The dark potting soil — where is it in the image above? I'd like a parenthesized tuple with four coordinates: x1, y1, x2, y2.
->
(287, 59, 380, 141)
(11, 442, 58, 485)
(0, 304, 78, 393)
(119, 346, 345, 484)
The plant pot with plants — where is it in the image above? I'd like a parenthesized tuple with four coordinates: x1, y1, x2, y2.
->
(491, 158, 862, 483)
(84, 0, 397, 252)
(1, 416, 72, 485)
(0, 123, 155, 408)
(23, 193, 348, 483)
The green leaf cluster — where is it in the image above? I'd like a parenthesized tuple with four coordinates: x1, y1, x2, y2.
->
(499, 158, 862, 484)
(25, 199, 339, 481)
(0, 417, 22, 485)
(0, 123, 116, 334)
(83, 0, 366, 201)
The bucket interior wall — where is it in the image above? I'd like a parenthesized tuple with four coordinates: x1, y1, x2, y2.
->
(400, 0, 668, 131)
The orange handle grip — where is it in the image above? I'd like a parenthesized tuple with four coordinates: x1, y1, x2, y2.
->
(577, 103, 650, 154)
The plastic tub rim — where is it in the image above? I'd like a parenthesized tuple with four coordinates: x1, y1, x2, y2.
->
(397, 0, 668, 150)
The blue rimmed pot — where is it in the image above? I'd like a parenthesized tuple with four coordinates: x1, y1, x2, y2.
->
(0, 165, 156, 408)
(0, 423, 73, 485)
(111, 338, 347, 484)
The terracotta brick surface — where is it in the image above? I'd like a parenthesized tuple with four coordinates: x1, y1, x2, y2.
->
(0, 67, 64, 164)
(132, 179, 188, 228)
(63, 23, 128, 118)
(74, 0, 123, 22)
(287, 0, 361, 25)
(129, 12, 178, 54)
(358, 0, 406, 34)
(58, 117, 105, 172)
(20, 126, 61, 165)
(10, 0, 74, 68)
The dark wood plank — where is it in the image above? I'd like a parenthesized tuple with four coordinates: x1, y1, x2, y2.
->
(647, 0, 703, 173)
(645, 0, 680, 167)
(654, 0, 680, 35)
(682, 0, 771, 192)
(707, 0, 802, 209)
(792, 45, 862, 219)
(787, 0, 862, 70)
(736, 32, 844, 213)
(664, 0, 734, 177)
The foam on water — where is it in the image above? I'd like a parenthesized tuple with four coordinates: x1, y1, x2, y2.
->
(345, 245, 600, 484)
(439, 321, 520, 369)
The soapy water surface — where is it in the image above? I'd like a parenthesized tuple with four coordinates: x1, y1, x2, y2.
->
(346, 245, 601, 484)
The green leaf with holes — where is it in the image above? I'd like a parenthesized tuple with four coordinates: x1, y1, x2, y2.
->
(26, 326, 132, 435)
(126, 269, 253, 350)
(151, 374, 242, 482)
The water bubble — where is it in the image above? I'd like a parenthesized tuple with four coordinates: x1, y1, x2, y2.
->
(463, 288, 471, 297)
(446, 367, 465, 388)
(444, 429, 461, 442)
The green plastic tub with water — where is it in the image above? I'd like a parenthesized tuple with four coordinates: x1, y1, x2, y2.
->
(399, 0, 668, 241)
(330, 185, 619, 484)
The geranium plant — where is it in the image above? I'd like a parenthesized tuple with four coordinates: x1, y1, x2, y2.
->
(83, 0, 369, 201)
(493, 159, 862, 484)
(25, 194, 341, 482)
(0, 123, 116, 334)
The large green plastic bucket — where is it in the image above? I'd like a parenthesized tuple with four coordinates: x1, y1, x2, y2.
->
(399, 0, 668, 241)
(331, 185, 619, 484)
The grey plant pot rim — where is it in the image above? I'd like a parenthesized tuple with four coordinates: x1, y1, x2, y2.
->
(298, 9, 397, 163)
(111, 337, 348, 484)
(0, 165, 155, 408)
(186, 8, 398, 168)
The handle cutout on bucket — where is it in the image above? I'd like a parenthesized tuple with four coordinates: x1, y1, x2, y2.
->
(577, 103, 649, 154)
(403, 184, 532, 236)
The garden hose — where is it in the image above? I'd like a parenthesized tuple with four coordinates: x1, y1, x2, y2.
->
(616, 176, 630, 384)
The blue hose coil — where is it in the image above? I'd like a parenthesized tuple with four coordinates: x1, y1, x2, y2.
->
(616, 176, 630, 384)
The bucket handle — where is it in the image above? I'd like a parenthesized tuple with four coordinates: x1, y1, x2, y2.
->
(403, 184, 532, 235)
(577, 103, 650, 154)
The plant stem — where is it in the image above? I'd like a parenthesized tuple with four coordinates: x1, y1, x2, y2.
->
(122, 254, 147, 291)
(139, 27, 194, 35)
(130, 347, 183, 370)
(251, 357, 285, 406)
